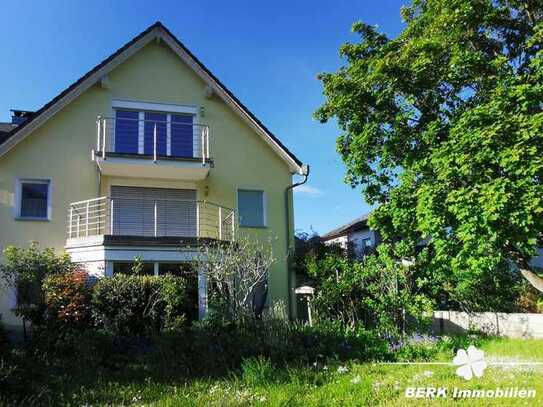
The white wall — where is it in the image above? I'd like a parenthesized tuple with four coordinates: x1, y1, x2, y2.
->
(433, 311, 543, 339)
(323, 228, 377, 258)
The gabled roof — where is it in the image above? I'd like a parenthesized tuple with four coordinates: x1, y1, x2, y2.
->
(0, 22, 304, 173)
(321, 213, 371, 241)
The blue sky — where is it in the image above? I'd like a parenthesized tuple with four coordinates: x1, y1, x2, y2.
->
(0, 0, 406, 235)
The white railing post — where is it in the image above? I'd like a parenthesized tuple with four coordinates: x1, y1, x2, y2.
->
(205, 127, 210, 160)
(201, 127, 205, 165)
(231, 212, 235, 241)
(102, 118, 106, 159)
(76, 215, 81, 238)
(69, 207, 73, 238)
(154, 201, 158, 237)
(96, 117, 101, 151)
(196, 202, 200, 238)
(85, 201, 90, 237)
(153, 123, 157, 162)
(110, 199, 114, 235)
(218, 206, 222, 240)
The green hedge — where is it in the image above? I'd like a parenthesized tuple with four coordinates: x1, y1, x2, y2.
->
(92, 274, 188, 336)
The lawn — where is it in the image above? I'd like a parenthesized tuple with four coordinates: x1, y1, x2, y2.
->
(27, 337, 541, 406)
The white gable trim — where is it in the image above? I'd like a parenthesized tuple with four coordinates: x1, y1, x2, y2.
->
(111, 99, 198, 115)
(0, 25, 303, 174)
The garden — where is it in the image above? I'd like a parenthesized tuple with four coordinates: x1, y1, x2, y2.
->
(2, 1, 543, 404)
(1, 240, 542, 406)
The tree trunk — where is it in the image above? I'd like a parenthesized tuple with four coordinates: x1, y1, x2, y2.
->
(519, 266, 543, 293)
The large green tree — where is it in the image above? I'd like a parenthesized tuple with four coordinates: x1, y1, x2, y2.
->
(316, 0, 543, 307)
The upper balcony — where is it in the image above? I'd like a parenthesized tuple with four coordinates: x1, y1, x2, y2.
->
(92, 115, 211, 181)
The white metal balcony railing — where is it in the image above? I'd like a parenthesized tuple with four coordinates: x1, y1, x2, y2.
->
(67, 197, 235, 241)
(95, 116, 210, 164)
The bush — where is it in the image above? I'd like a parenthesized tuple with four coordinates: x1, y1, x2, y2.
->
(308, 245, 433, 338)
(0, 243, 75, 326)
(43, 270, 93, 330)
(92, 274, 188, 336)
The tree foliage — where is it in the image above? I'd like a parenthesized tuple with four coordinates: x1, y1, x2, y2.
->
(316, 0, 543, 304)
(308, 245, 432, 337)
(0, 243, 75, 324)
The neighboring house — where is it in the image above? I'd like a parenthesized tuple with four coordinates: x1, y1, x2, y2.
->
(321, 213, 379, 258)
(323, 214, 543, 270)
(0, 22, 307, 328)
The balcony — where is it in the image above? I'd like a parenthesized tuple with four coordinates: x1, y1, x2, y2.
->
(92, 116, 211, 180)
(66, 196, 235, 248)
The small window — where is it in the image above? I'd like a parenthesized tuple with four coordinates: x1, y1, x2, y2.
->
(238, 189, 266, 227)
(17, 179, 51, 220)
(361, 238, 372, 248)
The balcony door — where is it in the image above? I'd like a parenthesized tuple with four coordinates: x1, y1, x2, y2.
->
(114, 109, 194, 158)
(110, 186, 197, 237)
(114, 110, 139, 153)
(171, 114, 193, 157)
(144, 112, 167, 156)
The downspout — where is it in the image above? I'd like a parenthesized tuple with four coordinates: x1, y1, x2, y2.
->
(284, 164, 309, 320)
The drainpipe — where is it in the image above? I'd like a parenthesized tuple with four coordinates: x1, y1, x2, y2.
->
(284, 164, 309, 320)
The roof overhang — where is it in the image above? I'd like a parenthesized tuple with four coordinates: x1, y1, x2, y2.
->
(0, 22, 304, 174)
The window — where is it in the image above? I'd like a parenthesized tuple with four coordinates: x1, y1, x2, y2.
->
(361, 238, 372, 249)
(238, 189, 266, 227)
(158, 262, 194, 277)
(113, 104, 195, 157)
(113, 262, 154, 275)
(16, 179, 51, 220)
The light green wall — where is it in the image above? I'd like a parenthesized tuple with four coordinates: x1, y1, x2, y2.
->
(0, 41, 296, 328)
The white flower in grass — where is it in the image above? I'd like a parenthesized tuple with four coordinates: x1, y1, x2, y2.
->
(453, 345, 487, 380)
(423, 370, 434, 377)
(351, 375, 361, 384)
(337, 366, 349, 374)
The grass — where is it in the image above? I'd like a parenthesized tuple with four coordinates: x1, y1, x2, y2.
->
(7, 336, 541, 406)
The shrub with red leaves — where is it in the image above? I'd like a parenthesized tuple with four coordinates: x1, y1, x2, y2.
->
(43, 270, 93, 329)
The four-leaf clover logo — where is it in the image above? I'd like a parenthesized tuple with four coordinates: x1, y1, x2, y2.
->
(453, 345, 487, 380)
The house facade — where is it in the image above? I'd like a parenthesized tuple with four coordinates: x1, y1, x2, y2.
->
(321, 214, 379, 258)
(0, 22, 306, 328)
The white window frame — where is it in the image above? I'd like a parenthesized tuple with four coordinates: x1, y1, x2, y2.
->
(112, 99, 199, 115)
(236, 188, 267, 228)
(14, 178, 52, 221)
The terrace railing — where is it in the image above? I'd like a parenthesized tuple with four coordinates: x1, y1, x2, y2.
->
(67, 197, 235, 241)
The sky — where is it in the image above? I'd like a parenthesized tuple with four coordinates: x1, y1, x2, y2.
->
(0, 0, 407, 235)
